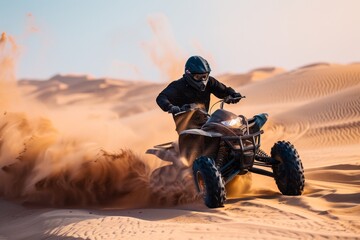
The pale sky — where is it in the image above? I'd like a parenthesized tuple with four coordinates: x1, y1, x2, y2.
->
(1, 0, 359, 82)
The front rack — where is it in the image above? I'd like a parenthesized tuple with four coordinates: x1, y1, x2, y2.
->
(219, 130, 263, 184)
(222, 130, 262, 152)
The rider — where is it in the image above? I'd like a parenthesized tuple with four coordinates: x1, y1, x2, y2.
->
(156, 55, 242, 115)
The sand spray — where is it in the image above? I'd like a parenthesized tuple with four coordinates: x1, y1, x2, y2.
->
(0, 33, 199, 208)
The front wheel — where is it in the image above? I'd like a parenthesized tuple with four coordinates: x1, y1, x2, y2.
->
(192, 156, 226, 208)
(271, 141, 305, 195)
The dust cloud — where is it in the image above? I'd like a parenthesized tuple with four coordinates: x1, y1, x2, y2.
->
(143, 14, 186, 82)
(0, 32, 21, 109)
(0, 33, 195, 208)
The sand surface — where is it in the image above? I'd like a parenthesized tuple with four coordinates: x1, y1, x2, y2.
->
(1, 35, 360, 239)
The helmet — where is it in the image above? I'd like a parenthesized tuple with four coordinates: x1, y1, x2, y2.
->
(185, 56, 211, 74)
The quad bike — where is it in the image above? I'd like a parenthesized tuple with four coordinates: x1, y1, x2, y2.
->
(146, 96, 305, 208)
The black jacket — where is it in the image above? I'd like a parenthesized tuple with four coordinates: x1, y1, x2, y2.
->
(156, 74, 237, 112)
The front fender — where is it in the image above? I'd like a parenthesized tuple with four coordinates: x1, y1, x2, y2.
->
(180, 129, 222, 138)
(178, 129, 221, 165)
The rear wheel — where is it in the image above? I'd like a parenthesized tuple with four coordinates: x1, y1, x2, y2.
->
(192, 156, 226, 208)
(271, 141, 305, 195)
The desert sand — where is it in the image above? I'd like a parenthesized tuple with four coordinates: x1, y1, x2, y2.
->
(1, 33, 360, 239)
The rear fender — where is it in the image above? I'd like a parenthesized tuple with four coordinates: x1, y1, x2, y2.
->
(146, 141, 181, 165)
(146, 148, 179, 164)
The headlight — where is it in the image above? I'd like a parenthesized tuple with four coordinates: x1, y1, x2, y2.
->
(221, 117, 242, 128)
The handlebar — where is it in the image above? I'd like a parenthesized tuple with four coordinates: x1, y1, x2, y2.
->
(173, 103, 208, 116)
(220, 96, 246, 109)
(172, 96, 246, 116)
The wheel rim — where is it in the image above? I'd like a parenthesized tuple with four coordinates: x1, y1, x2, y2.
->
(196, 171, 206, 195)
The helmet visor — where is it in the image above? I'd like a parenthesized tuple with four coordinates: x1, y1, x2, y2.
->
(192, 73, 209, 82)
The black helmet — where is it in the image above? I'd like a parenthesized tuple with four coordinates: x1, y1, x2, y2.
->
(185, 56, 211, 74)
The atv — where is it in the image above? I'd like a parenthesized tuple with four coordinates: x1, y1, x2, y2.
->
(146, 96, 305, 208)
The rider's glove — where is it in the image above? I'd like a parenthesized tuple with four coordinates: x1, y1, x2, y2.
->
(181, 104, 192, 111)
(168, 105, 181, 114)
(225, 92, 242, 104)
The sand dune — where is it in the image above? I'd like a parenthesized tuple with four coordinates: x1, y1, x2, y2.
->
(241, 64, 360, 107)
(19, 74, 166, 118)
(0, 61, 360, 239)
(217, 66, 285, 88)
(268, 84, 360, 148)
